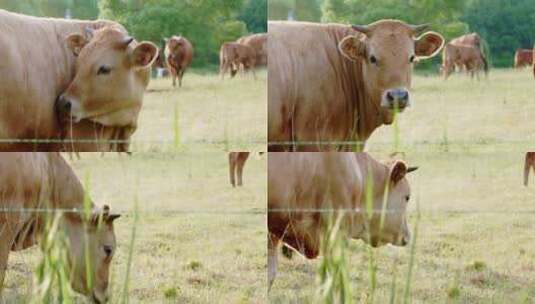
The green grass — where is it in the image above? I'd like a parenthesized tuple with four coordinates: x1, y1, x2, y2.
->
(131, 70, 267, 153)
(3, 152, 267, 303)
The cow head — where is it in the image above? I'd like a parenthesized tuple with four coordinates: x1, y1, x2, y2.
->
(64, 205, 120, 303)
(165, 36, 184, 58)
(358, 160, 417, 247)
(58, 27, 158, 148)
(338, 20, 444, 123)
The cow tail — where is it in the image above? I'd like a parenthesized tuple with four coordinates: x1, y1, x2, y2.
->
(480, 39, 491, 76)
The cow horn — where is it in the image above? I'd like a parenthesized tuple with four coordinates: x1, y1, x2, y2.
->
(352, 25, 370, 35)
(123, 36, 134, 47)
(410, 24, 430, 35)
(407, 166, 419, 173)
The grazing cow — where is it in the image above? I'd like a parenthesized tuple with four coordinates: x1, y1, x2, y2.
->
(237, 33, 268, 66)
(268, 152, 417, 288)
(524, 152, 535, 186)
(219, 42, 257, 79)
(228, 152, 265, 187)
(533, 48, 535, 79)
(442, 44, 485, 79)
(514, 49, 533, 69)
(449, 33, 489, 75)
(0, 153, 120, 303)
(0, 10, 158, 152)
(164, 36, 194, 87)
(268, 20, 444, 151)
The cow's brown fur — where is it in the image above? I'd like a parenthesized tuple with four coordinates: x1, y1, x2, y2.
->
(229, 152, 250, 187)
(442, 44, 485, 80)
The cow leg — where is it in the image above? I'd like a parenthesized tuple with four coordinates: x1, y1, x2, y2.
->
(268, 233, 279, 291)
(229, 153, 236, 187)
(236, 153, 249, 186)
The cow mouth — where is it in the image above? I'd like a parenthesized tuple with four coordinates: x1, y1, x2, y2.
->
(55, 98, 134, 152)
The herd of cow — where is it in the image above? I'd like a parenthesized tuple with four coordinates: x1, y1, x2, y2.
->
(0, 6, 533, 302)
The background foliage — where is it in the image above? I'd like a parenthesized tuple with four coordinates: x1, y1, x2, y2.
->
(268, 0, 535, 68)
(0, 0, 267, 68)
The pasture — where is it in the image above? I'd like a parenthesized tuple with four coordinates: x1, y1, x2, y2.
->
(367, 68, 535, 153)
(3, 152, 267, 303)
(130, 70, 267, 153)
(269, 69, 535, 303)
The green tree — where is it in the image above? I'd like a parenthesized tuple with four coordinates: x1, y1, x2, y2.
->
(463, 0, 535, 67)
(238, 0, 267, 32)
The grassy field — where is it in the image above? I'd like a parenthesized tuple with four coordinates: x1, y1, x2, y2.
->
(367, 68, 535, 153)
(3, 152, 267, 303)
(269, 69, 535, 303)
(130, 69, 267, 153)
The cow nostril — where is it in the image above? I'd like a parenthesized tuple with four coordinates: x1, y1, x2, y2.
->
(386, 92, 394, 102)
(399, 91, 409, 101)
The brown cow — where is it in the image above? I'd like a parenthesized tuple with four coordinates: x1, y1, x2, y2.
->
(524, 152, 535, 186)
(0, 153, 120, 303)
(442, 44, 485, 80)
(268, 152, 417, 288)
(268, 20, 444, 151)
(514, 49, 533, 69)
(0, 10, 157, 152)
(533, 48, 535, 78)
(237, 33, 267, 66)
(164, 36, 194, 87)
(219, 42, 257, 79)
(449, 32, 489, 75)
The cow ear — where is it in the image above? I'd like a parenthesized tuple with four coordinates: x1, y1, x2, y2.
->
(66, 34, 89, 57)
(415, 31, 444, 59)
(130, 41, 158, 68)
(338, 36, 367, 61)
(390, 161, 408, 185)
(105, 214, 121, 223)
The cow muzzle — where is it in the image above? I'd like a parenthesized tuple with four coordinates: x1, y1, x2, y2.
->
(55, 94, 82, 123)
(381, 88, 410, 111)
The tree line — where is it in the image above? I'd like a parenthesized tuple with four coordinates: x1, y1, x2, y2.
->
(269, 0, 535, 68)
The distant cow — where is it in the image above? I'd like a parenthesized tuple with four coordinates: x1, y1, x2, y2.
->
(237, 33, 267, 66)
(0, 153, 120, 303)
(514, 49, 533, 69)
(219, 42, 257, 79)
(164, 36, 194, 87)
(0, 9, 157, 152)
(524, 152, 535, 186)
(228, 152, 264, 187)
(442, 44, 486, 79)
(268, 20, 444, 151)
(268, 152, 417, 288)
(449, 33, 489, 75)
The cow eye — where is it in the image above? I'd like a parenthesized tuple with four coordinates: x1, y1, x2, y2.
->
(369, 55, 378, 64)
(97, 66, 111, 75)
(405, 195, 410, 202)
(409, 55, 416, 63)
